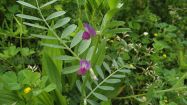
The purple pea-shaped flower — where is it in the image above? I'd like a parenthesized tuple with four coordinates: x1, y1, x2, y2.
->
(78, 60, 91, 75)
(82, 23, 96, 40)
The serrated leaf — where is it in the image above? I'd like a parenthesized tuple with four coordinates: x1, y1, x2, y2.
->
(78, 39, 91, 55)
(103, 62, 111, 73)
(0, 90, 19, 104)
(40, 0, 58, 8)
(105, 79, 121, 83)
(53, 17, 71, 29)
(86, 46, 95, 61)
(31, 34, 57, 40)
(2, 72, 21, 90)
(76, 80, 82, 93)
(46, 11, 66, 20)
(93, 92, 108, 101)
(70, 30, 83, 48)
(17, 1, 37, 9)
(41, 43, 65, 49)
(95, 65, 104, 79)
(99, 86, 114, 90)
(62, 65, 79, 74)
(24, 22, 47, 29)
(16, 14, 42, 21)
(56, 55, 77, 61)
(61, 24, 77, 38)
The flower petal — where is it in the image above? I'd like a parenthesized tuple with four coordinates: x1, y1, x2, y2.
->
(84, 23, 96, 36)
(78, 68, 87, 75)
(82, 31, 91, 40)
(78, 60, 91, 75)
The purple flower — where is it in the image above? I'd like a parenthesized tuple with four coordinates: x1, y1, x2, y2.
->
(78, 60, 91, 75)
(82, 31, 91, 40)
(82, 23, 96, 40)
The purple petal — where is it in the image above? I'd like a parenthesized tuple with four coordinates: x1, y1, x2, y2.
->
(78, 60, 91, 75)
(80, 60, 90, 70)
(78, 68, 87, 75)
(82, 31, 91, 40)
(84, 23, 96, 36)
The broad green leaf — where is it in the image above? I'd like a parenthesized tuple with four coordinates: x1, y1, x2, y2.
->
(76, 80, 82, 93)
(101, 9, 118, 30)
(42, 30, 68, 105)
(95, 65, 104, 79)
(111, 74, 126, 78)
(118, 69, 131, 73)
(44, 83, 56, 92)
(105, 79, 121, 83)
(42, 54, 62, 92)
(17, 1, 37, 9)
(53, 17, 71, 29)
(0, 46, 19, 59)
(0, 90, 19, 104)
(61, 24, 77, 38)
(92, 40, 106, 66)
(17, 70, 40, 85)
(153, 40, 169, 51)
(31, 34, 57, 40)
(41, 43, 65, 49)
(2, 72, 21, 90)
(40, 0, 58, 8)
(16, 14, 42, 21)
(24, 22, 47, 29)
(20, 48, 35, 56)
(70, 30, 83, 48)
(56, 55, 77, 61)
(62, 65, 79, 74)
(93, 92, 108, 101)
(103, 62, 111, 73)
(86, 46, 95, 61)
(46, 11, 66, 20)
(108, 0, 119, 9)
(78, 39, 91, 55)
(99, 86, 114, 90)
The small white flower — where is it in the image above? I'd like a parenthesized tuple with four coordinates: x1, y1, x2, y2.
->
(28, 65, 38, 72)
(143, 32, 149, 36)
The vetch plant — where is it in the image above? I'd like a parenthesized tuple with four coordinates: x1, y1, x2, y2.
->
(11, 0, 131, 104)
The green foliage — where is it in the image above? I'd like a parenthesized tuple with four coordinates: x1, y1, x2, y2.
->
(0, 0, 187, 105)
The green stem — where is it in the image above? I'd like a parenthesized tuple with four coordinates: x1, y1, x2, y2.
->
(35, 0, 80, 61)
(84, 66, 126, 100)
(113, 86, 187, 100)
